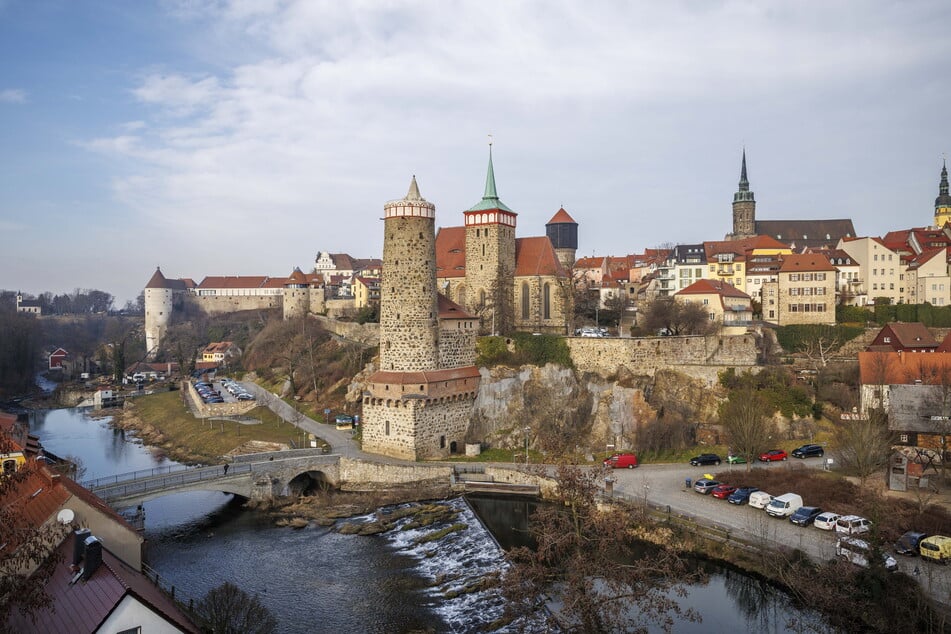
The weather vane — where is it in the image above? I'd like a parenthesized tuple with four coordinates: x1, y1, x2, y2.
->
(488, 133, 493, 148)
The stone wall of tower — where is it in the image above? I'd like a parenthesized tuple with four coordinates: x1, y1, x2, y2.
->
(283, 287, 310, 320)
(553, 247, 576, 272)
(439, 318, 479, 368)
(732, 200, 755, 238)
(144, 287, 173, 356)
(464, 222, 516, 334)
(380, 214, 440, 371)
(362, 397, 474, 460)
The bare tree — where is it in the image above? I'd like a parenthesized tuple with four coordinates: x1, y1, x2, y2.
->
(642, 299, 712, 336)
(502, 465, 700, 632)
(835, 408, 893, 484)
(194, 582, 278, 634)
(719, 380, 776, 471)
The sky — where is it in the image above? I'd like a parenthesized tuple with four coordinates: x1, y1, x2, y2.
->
(1, 0, 950, 306)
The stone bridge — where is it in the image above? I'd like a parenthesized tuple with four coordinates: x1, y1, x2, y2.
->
(85, 449, 344, 507)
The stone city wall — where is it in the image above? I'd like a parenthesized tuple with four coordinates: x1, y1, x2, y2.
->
(325, 298, 356, 318)
(189, 294, 282, 314)
(185, 382, 257, 418)
(566, 334, 757, 378)
(483, 465, 558, 498)
(313, 315, 380, 345)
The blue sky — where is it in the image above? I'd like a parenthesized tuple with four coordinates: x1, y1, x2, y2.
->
(2, 0, 950, 306)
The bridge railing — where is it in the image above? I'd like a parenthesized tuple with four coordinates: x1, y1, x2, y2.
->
(91, 462, 253, 501)
(82, 463, 194, 489)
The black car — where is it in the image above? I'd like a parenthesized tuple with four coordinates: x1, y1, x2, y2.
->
(791, 444, 824, 458)
(789, 506, 823, 526)
(895, 531, 929, 556)
(689, 453, 722, 466)
(727, 486, 759, 505)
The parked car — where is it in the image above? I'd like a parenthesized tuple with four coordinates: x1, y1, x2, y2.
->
(727, 486, 759, 505)
(791, 444, 825, 459)
(789, 506, 823, 526)
(603, 453, 638, 469)
(814, 512, 841, 531)
(766, 492, 804, 518)
(693, 479, 720, 494)
(726, 453, 746, 464)
(689, 453, 722, 466)
(835, 515, 871, 536)
(895, 531, 929, 556)
(837, 537, 898, 571)
(758, 449, 788, 462)
(237, 393, 255, 401)
(920, 535, 951, 564)
(711, 485, 737, 499)
(748, 491, 773, 509)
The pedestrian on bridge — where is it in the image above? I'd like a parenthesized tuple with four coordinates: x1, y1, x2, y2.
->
(223, 463, 229, 475)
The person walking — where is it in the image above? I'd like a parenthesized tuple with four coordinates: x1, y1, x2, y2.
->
(223, 463, 229, 475)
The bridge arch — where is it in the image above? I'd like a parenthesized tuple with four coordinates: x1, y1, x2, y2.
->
(286, 470, 332, 496)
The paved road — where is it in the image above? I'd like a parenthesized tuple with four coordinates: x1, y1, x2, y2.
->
(609, 461, 951, 605)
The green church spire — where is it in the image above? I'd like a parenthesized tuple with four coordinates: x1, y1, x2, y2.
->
(734, 148, 755, 203)
(937, 158, 951, 209)
(467, 141, 513, 212)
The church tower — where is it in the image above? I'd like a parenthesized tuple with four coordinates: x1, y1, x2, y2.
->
(730, 149, 756, 239)
(362, 177, 480, 460)
(546, 207, 579, 271)
(935, 160, 951, 228)
(464, 144, 517, 334)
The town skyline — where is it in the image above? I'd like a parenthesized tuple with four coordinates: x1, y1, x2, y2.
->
(2, 1, 950, 305)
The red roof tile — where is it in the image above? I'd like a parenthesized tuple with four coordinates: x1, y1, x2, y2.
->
(435, 226, 467, 278)
(368, 367, 481, 385)
(547, 207, 577, 224)
(197, 275, 272, 289)
(437, 293, 475, 319)
(675, 279, 750, 299)
(779, 253, 835, 272)
(859, 351, 951, 385)
(514, 237, 566, 277)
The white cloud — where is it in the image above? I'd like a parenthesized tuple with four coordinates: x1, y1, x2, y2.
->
(83, 0, 951, 277)
(0, 89, 26, 103)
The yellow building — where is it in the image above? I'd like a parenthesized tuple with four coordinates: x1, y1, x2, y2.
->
(1, 438, 26, 475)
(704, 235, 792, 294)
(674, 279, 753, 335)
(353, 276, 381, 309)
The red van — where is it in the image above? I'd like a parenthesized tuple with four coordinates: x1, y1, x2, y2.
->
(603, 453, 638, 469)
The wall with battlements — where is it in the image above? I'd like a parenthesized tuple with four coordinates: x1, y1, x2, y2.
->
(187, 294, 282, 314)
(362, 397, 474, 461)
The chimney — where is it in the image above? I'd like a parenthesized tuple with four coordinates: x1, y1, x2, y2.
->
(82, 536, 102, 581)
(72, 528, 91, 566)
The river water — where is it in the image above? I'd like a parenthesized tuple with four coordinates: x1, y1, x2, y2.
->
(29, 407, 834, 633)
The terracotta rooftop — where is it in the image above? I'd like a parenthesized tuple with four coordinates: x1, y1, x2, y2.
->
(779, 253, 835, 272)
(859, 351, 951, 385)
(546, 207, 577, 225)
(197, 275, 272, 289)
(0, 463, 71, 556)
(515, 236, 566, 277)
(574, 256, 604, 269)
(437, 293, 475, 320)
(144, 267, 190, 291)
(368, 366, 482, 386)
(675, 279, 750, 299)
(435, 226, 467, 278)
(875, 322, 939, 350)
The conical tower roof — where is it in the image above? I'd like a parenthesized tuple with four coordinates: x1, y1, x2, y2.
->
(286, 267, 307, 284)
(733, 149, 755, 203)
(467, 145, 513, 212)
(547, 207, 577, 225)
(145, 267, 170, 289)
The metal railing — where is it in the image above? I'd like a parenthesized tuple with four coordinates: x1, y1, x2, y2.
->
(91, 462, 252, 501)
(82, 463, 194, 489)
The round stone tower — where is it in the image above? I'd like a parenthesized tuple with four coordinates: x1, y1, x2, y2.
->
(379, 176, 440, 371)
(144, 267, 174, 358)
(731, 149, 756, 239)
(282, 267, 310, 320)
(545, 206, 578, 271)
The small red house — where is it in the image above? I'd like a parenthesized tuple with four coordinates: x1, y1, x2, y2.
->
(866, 323, 938, 353)
(48, 347, 68, 370)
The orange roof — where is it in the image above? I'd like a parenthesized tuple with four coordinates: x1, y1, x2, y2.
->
(574, 256, 604, 269)
(197, 276, 271, 289)
(287, 268, 307, 284)
(779, 253, 835, 272)
(437, 293, 475, 319)
(859, 351, 951, 385)
(435, 226, 467, 278)
(675, 279, 750, 299)
(368, 366, 481, 385)
(514, 236, 566, 277)
(547, 207, 577, 224)
(0, 463, 71, 555)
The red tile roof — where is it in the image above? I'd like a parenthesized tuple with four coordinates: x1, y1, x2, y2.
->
(675, 279, 750, 299)
(435, 226, 467, 278)
(437, 293, 475, 319)
(779, 253, 835, 272)
(514, 237, 566, 277)
(197, 276, 271, 289)
(547, 207, 577, 224)
(574, 256, 604, 269)
(0, 463, 71, 556)
(368, 367, 482, 385)
(859, 351, 951, 385)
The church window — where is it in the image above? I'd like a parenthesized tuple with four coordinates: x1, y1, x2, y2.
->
(543, 283, 551, 319)
(521, 282, 530, 319)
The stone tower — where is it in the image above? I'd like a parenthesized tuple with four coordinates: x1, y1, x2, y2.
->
(378, 176, 440, 371)
(730, 149, 756, 239)
(935, 160, 951, 228)
(464, 145, 517, 334)
(362, 177, 480, 460)
(545, 207, 579, 271)
(282, 267, 310, 320)
(144, 267, 175, 358)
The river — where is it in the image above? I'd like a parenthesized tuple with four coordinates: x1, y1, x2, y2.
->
(29, 407, 835, 633)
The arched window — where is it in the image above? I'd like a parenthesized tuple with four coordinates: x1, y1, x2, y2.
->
(521, 282, 530, 319)
(543, 283, 551, 320)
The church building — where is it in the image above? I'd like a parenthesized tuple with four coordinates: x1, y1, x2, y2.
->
(435, 148, 575, 335)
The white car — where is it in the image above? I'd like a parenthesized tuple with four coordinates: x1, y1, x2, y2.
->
(814, 512, 841, 531)
(835, 515, 871, 536)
